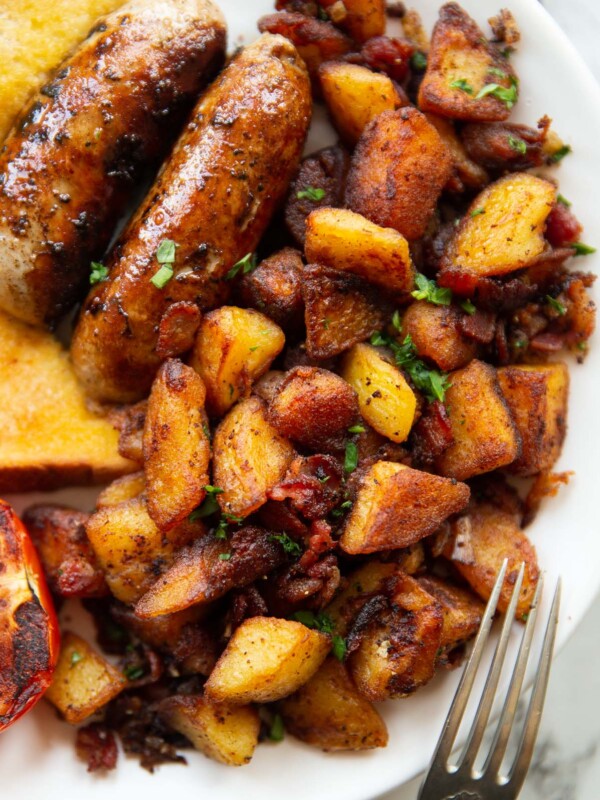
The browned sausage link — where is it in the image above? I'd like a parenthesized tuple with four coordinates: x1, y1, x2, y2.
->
(71, 33, 312, 404)
(0, 0, 227, 326)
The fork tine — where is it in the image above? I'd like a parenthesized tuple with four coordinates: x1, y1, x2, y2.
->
(483, 573, 544, 778)
(427, 559, 508, 767)
(504, 578, 561, 792)
(456, 562, 526, 773)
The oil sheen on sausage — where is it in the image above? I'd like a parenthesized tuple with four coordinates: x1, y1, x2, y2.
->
(0, 0, 227, 326)
(71, 33, 312, 403)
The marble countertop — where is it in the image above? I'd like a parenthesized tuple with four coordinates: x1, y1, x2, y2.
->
(381, 3, 600, 798)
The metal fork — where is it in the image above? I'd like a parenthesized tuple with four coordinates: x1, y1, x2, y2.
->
(418, 560, 561, 800)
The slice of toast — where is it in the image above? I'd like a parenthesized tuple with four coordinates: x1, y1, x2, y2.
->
(0, 310, 135, 492)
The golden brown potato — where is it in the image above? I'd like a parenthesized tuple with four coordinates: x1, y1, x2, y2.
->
(319, 61, 404, 145)
(436, 359, 521, 480)
(190, 306, 285, 418)
(324, 0, 386, 43)
(252, 370, 286, 404)
(325, 560, 400, 635)
(279, 656, 388, 751)
(345, 107, 453, 241)
(444, 502, 540, 618)
(134, 526, 284, 619)
(44, 632, 126, 724)
(444, 174, 556, 277)
(213, 396, 295, 518)
(96, 471, 146, 508)
(158, 694, 260, 766)
(205, 617, 331, 704)
(268, 366, 359, 451)
(416, 575, 484, 655)
(305, 207, 414, 295)
(112, 400, 147, 465)
(349, 573, 443, 700)
(236, 248, 304, 331)
(339, 461, 470, 554)
(424, 113, 489, 191)
(341, 343, 417, 443)
(497, 363, 569, 476)
(303, 265, 388, 359)
(143, 359, 210, 531)
(418, 2, 517, 121)
(401, 302, 477, 371)
(85, 497, 200, 604)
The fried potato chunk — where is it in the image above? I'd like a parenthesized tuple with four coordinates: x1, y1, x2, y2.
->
(345, 107, 452, 241)
(190, 306, 285, 418)
(268, 366, 359, 451)
(424, 113, 489, 191)
(305, 208, 414, 295)
(416, 575, 484, 656)
(436, 359, 521, 480)
(401, 302, 477, 371)
(279, 656, 388, 751)
(45, 632, 125, 724)
(158, 695, 260, 766)
(339, 461, 470, 554)
(444, 502, 540, 618)
(324, 0, 386, 43)
(96, 471, 146, 508)
(418, 2, 517, 121)
(143, 360, 210, 531)
(319, 61, 404, 145)
(213, 397, 295, 518)
(497, 363, 569, 476)
(444, 173, 556, 277)
(237, 248, 304, 331)
(205, 617, 330, 704)
(349, 573, 443, 700)
(341, 343, 417, 443)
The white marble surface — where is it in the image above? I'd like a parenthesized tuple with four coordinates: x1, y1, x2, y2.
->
(381, 6, 600, 797)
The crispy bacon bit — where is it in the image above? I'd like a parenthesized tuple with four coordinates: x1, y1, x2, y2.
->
(225, 586, 269, 635)
(438, 268, 538, 313)
(258, 500, 309, 538)
(299, 519, 336, 569)
(529, 332, 564, 352)
(458, 309, 496, 344)
(360, 35, 414, 82)
(461, 122, 545, 172)
(268, 455, 343, 519)
(76, 724, 118, 772)
(410, 400, 454, 468)
(265, 552, 340, 615)
(493, 319, 510, 365)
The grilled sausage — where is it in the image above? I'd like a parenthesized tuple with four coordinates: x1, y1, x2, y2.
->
(0, 0, 227, 327)
(71, 33, 312, 403)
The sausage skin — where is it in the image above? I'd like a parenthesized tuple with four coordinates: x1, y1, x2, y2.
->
(0, 0, 227, 326)
(72, 33, 312, 403)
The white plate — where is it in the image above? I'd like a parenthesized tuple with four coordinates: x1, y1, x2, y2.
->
(2, 0, 600, 797)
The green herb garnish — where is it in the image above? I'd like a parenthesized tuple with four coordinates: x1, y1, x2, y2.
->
(461, 299, 477, 315)
(372, 331, 451, 403)
(297, 186, 326, 202)
(150, 238, 178, 288)
(293, 610, 335, 634)
(225, 252, 257, 280)
(411, 273, 452, 306)
(90, 261, 108, 285)
(218, 553, 231, 561)
(348, 424, 366, 434)
(572, 242, 596, 256)
(557, 194, 571, 207)
(124, 665, 145, 681)
(475, 77, 518, 108)
(269, 714, 285, 742)
(70, 650, 84, 667)
(550, 145, 571, 163)
(344, 441, 358, 474)
(449, 78, 474, 94)
(411, 51, 427, 71)
(546, 295, 567, 315)
(508, 134, 527, 154)
(470, 207, 485, 218)
(331, 499, 353, 519)
(189, 488, 223, 521)
(269, 533, 302, 558)
(332, 635, 347, 662)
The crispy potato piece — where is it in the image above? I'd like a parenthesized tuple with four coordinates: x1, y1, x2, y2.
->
(436, 360, 521, 480)
(418, 2, 517, 121)
(305, 208, 414, 295)
(205, 617, 330, 704)
(345, 108, 452, 241)
(143, 360, 210, 531)
(424, 113, 489, 191)
(401, 302, 477, 371)
(444, 502, 540, 617)
(402, 8, 429, 50)
(237, 248, 304, 330)
(326, 560, 400, 635)
(340, 461, 470, 554)
(350, 573, 443, 700)
(498, 363, 569, 476)
(111, 399, 147, 465)
(279, 656, 388, 751)
(253, 370, 286, 404)
(44, 632, 126, 724)
(445, 174, 556, 277)
(416, 575, 484, 654)
(96, 471, 146, 508)
(156, 301, 202, 360)
(213, 397, 295, 518)
(158, 694, 259, 766)
(341, 343, 417, 443)
(190, 306, 285, 418)
(268, 367, 358, 451)
(85, 497, 200, 604)
(303, 265, 388, 359)
(322, 0, 386, 43)
(135, 526, 284, 618)
(319, 62, 404, 145)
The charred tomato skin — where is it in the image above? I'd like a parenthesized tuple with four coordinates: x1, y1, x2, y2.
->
(0, 499, 59, 732)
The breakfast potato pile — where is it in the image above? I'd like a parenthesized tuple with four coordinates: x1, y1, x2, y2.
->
(0, 0, 596, 775)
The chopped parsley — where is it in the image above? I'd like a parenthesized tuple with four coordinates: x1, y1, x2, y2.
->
(331, 635, 347, 662)
(70, 650, 84, 667)
(488, 66, 507, 78)
(461, 299, 477, 315)
(475, 77, 518, 108)
(124, 664, 146, 681)
(150, 238, 178, 288)
(296, 186, 326, 202)
(331, 499, 353, 519)
(572, 242, 596, 256)
(470, 207, 485, 217)
(546, 295, 567, 315)
(411, 273, 452, 306)
(508, 134, 527, 154)
(89, 261, 108, 285)
(218, 552, 231, 561)
(549, 144, 571, 163)
(449, 78, 474, 94)
(189, 487, 224, 521)
(292, 611, 347, 661)
(557, 194, 571, 207)
(411, 51, 427, 71)
(348, 424, 366, 434)
(371, 331, 451, 403)
(344, 441, 358, 474)
(269, 714, 285, 742)
(225, 252, 257, 280)
(269, 533, 302, 558)
(392, 309, 402, 330)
